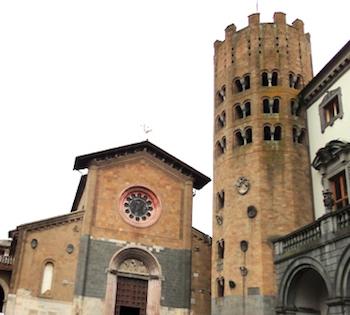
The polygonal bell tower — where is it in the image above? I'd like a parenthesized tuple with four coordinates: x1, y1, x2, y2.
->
(212, 13, 314, 315)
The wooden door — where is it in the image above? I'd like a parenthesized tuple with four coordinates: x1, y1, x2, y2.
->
(115, 277, 148, 315)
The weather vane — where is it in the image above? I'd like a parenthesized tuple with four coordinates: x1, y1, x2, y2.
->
(141, 124, 152, 140)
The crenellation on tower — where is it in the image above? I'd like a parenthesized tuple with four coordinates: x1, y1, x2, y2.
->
(212, 12, 314, 315)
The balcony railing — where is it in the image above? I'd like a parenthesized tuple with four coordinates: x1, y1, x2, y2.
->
(0, 255, 14, 266)
(274, 205, 350, 257)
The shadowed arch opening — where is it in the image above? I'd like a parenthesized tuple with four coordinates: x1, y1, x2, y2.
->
(104, 246, 162, 315)
(0, 279, 9, 314)
(0, 285, 4, 313)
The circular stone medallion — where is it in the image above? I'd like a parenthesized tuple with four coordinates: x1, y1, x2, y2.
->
(119, 186, 161, 228)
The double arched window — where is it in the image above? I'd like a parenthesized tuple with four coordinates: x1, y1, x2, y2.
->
(234, 128, 253, 146)
(216, 85, 226, 105)
(264, 125, 282, 141)
(263, 97, 280, 114)
(293, 127, 306, 144)
(234, 101, 251, 120)
(233, 74, 250, 93)
(216, 137, 226, 155)
(289, 72, 303, 89)
(261, 70, 279, 86)
(216, 111, 226, 130)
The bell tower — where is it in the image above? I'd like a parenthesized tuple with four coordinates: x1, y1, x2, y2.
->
(212, 13, 314, 315)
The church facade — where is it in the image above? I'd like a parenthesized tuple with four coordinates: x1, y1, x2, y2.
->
(0, 12, 350, 315)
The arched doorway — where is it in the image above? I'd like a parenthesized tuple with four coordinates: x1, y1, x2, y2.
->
(286, 268, 328, 314)
(0, 285, 4, 313)
(104, 247, 162, 315)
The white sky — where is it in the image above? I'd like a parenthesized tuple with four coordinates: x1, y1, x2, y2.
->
(0, 0, 348, 239)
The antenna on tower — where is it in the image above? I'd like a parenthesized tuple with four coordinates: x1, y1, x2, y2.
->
(256, 0, 259, 12)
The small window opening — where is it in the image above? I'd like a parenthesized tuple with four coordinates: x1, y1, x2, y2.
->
(274, 126, 282, 140)
(235, 79, 243, 92)
(271, 72, 278, 86)
(297, 129, 306, 144)
(216, 137, 226, 155)
(272, 99, 279, 113)
(294, 76, 302, 89)
(234, 105, 244, 119)
(217, 277, 225, 297)
(264, 126, 272, 140)
(262, 72, 268, 86)
(235, 131, 244, 146)
(217, 86, 226, 104)
(292, 127, 298, 143)
(217, 239, 225, 259)
(217, 112, 226, 129)
(217, 190, 225, 209)
(324, 96, 340, 125)
(244, 102, 251, 117)
(263, 99, 270, 113)
(290, 100, 301, 116)
(244, 75, 250, 90)
(245, 128, 252, 144)
(329, 171, 349, 210)
(289, 73, 295, 88)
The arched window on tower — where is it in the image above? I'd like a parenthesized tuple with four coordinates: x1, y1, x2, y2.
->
(263, 98, 270, 113)
(216, 86, 226, 104)
(262, 72, 269, 86)
(290, 99, 301, 116)
(244, 101, 251, 117)
(234, 131, 244, 146)
(289, 73, 295, 88)
(217, 190, 225, 209)
(216, 137, 226, 155)
(271, 71, 278, 86)
(216, 111, 226, 130)
(245, 128, 253, 144)
(264, 125, 272, 140)
(293, 127, 306, 144)
(234, 78, 243, 93)
(244, 75, 250, 90)
(294, 75, 302, 89)
(272, 98, 280, 113)
(217, 239, 225, 259)
(274, 126, 282, 140)
(217, 277, 225, 297)
(41, 262, 54, 295)
(234, 104, 244, 120)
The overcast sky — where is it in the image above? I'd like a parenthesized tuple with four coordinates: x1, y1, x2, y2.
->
(0, 0, 348, 239)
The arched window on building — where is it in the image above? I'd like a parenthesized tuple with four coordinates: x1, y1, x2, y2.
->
(271, 71, 278, 86)
(234, 104, 244, 120)
(261, 72, 269, 86)
(245, 128, 253, 144)
(263, 98, 270, 113)
(294, 75, 302, 89)
(217, 277, 225, 297)
(235, 131, 244, 146)
(216, 111, 226, 130)
(264, 125, 272, 140)
(234, 78, 243, 93)
(289, 72, 295, 88)
(290, 99, 301, 116)
(216, 86, 226, 104)
(216, 138, 226, 156)
(41, 262, 54, 295)
(244, 101, 251, 117)
(274, 126, 282, 140)
(272, 98, 280, 113)
(217, 239, 225, 259)
(244, 75, 250, 90)
(293, 127, 306, 144)
(0, 285, 4, 313)
(217, 190, 225, 209)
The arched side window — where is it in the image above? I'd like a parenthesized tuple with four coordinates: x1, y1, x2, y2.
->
(272, 98, 280, 113)
(216, 137, 226, 155)
(261, 72, 269, 86)
(293, 127, 306, 144)
(289, 72, 303, 89)
(234, 104, 244, 120)
(217, 239, 225, 259)
(271, 71, 278, 86)
(289, 72, 295, 88)
(217, 190, 225, 209)
(216, 85, 226, 104)
(217, 277, 225, 297)
(274, 126, 282, 140)
(216, 111, 226, 130)
(290, 99, 301, 116)
(263, 98, 270, 113)
(41, 262, 54, 295)
(245, 128, 253, 144)
(234, 78, 243, 93)
(264, 125, 272, 140)
(234, 131, 244, 147)
(244, 75, 250, 90)
(244, 101, 251, 117)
